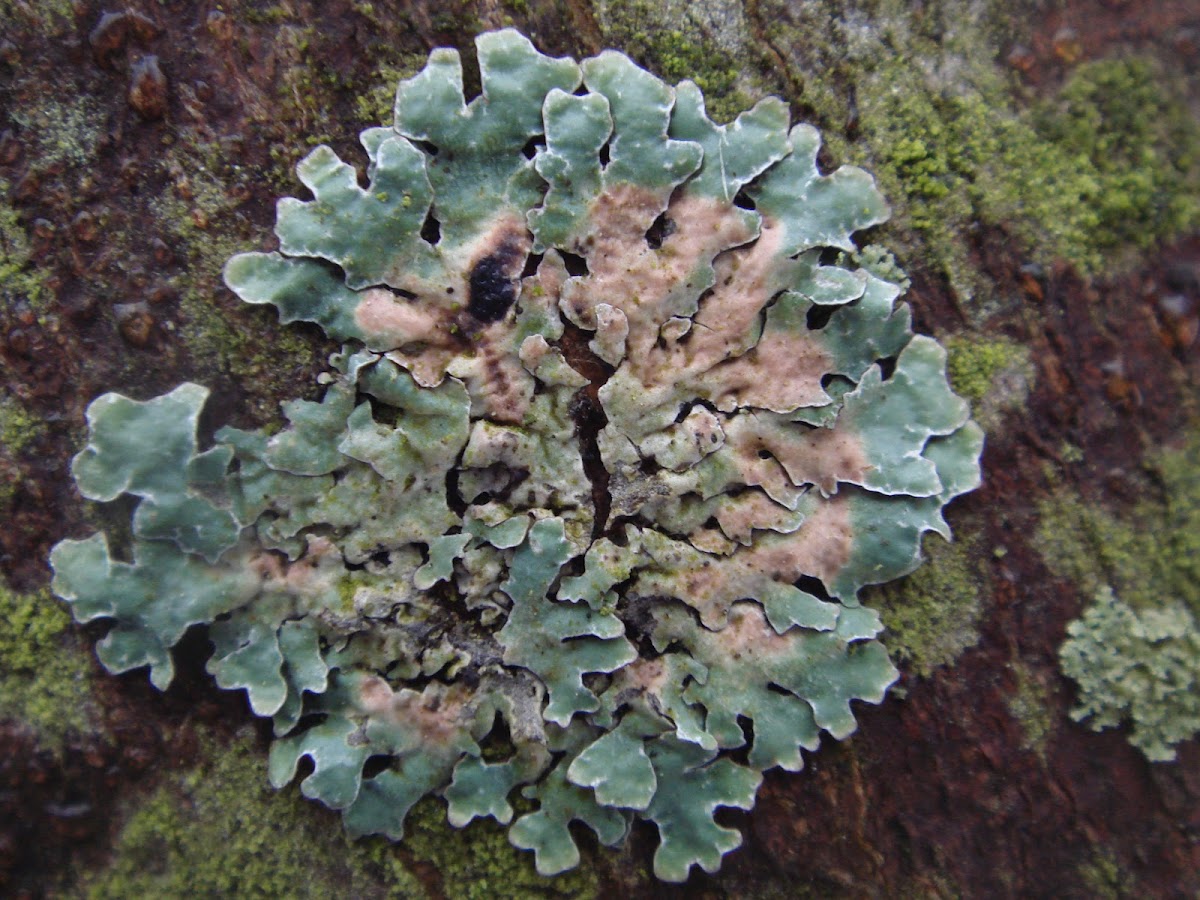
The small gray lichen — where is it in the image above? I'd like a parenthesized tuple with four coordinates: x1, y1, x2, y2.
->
(51, 31, 982, 882)
(1060, 586, 1200, 762)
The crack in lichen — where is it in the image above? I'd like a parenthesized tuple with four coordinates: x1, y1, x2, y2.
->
(559, 320, 614, 540)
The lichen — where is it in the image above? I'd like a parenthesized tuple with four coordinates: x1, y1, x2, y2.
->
(52, 31, 981, 882)
(1059, 586, 1200, 762)
(0, 583, 94, 748)
(1043, 430, 1200, 760)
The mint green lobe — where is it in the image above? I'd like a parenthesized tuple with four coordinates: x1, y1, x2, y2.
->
(497, 519, 636, 725)
(70, 384, 241, 561)
(752, 124, 889, 255)
(819, 272, 913, 382)
(445, 755, 527, 826)
(394, 30, 579, 245)
(269, 711, 367, 810)
(582, 51, 702, 194)
(831, 420, 983, 601)
(414, 533, 473, 590)
(529, 89, 612, 252)
(50, 535, 259, 689)
(670, 82, 790, 208)
(224, 252, 365, 341)
(834, 336, 971, 497)
(275, 137, 437, 290)
(273, 619, 329, 735)
(567, 721, 657, 810)
(509, 724, 630, 875)
(208, 613, 288, 717)
(642, 735, 761, 883)
(265, 381, 355, 476)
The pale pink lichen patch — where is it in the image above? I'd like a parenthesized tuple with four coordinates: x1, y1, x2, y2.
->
(724, 415, 871, 497)
(357, 676, 472, 747)
(714, 602, 794, 659)
(736, 495, 855, 587)
(712, 490, 806, 545)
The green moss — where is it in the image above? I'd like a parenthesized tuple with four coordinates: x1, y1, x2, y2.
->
(81, 728, 422, 899)
(355, 58, 430, 126)
(0, 393, 44, 457)
(81, 726, 600, 899)
(944, 334, 1033, 432)
(1006, 660, 1055, 755)
(0, 180, 54, 315)
(1077, 848, 1133, 900)
(946, 336, 1027, 405)
(1037, 429, 1200, 619)
(869, 532, 986, 678)
(396, 799, 600, 900)
(597, 0, 761, 124)
(756, 0, 1199, 303)
(0, 584, 93, 747)
(1031, 58, 1199, 264)
(10, 94, 105, 171)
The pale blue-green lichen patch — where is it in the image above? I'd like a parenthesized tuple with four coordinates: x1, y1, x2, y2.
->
(52, 30, 980, 883)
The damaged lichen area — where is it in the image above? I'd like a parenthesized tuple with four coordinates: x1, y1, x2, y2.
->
(50, 31, 982, 882)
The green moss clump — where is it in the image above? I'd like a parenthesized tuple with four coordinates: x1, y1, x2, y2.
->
(355, 58, 430, 125)
(945, 336, 1028, 405)
(82, 729, 422, 899)
(10, 94, 105, 171)
(597, 0, 759, 123)
(0, 584, 93, 747)
(81, 727, 599, 899)
(944, 334, 1033, 431)
(0, 180, 54, 316)
(1077, 848, 1134, 900)
(869, 533, 987, 678)
(0, 393, 44, 457)
(1031, 58, 1199, 264)
(1037, 430, 1200, 618)
(1006, 660, 1055, 755)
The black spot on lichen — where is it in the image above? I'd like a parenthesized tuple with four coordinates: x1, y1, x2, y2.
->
(468, 245, 521, 323)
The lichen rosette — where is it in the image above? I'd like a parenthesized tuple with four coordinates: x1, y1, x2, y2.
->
(51, 31, 982, 882)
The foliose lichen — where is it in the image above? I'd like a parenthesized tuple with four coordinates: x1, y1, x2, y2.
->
(51, 31, 982, 881)
(1059, 586, 1200, 763)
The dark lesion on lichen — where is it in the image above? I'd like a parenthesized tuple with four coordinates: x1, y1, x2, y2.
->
(468, 241, 525, 323)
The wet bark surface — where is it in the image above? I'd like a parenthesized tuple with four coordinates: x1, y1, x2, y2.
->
(1, 1, 1197, 897)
